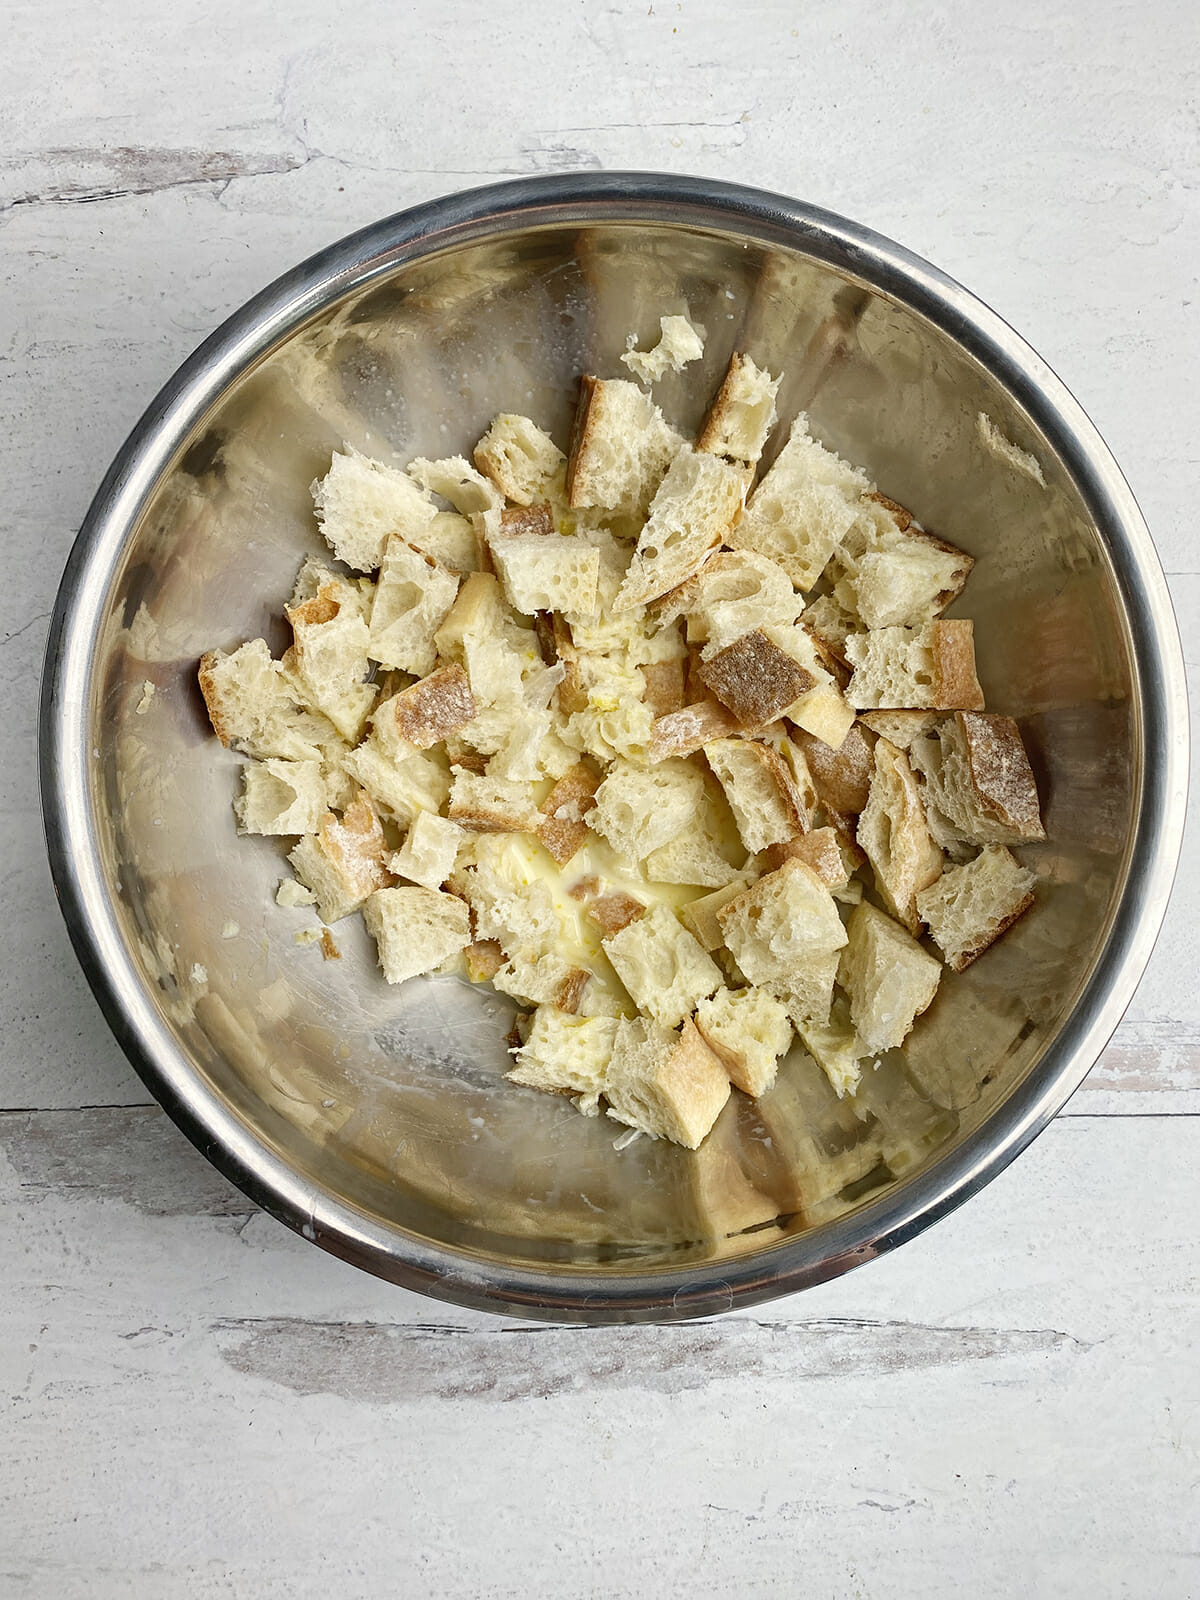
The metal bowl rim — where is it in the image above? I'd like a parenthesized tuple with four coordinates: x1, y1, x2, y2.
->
(39, 171, 1190, 1322)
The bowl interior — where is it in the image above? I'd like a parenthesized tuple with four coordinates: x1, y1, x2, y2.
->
(88, 217, 1134, 1279)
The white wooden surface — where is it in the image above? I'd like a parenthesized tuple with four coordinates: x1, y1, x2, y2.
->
(2, 2, 1197, 1594)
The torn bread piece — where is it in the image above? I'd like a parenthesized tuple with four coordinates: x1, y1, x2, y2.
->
(488, 530, 600, 617)
(344, 713, 451, 826)
(648, 699, 743, 762)
(699, 629, 815, 727)
(679, 880, 750, 952)
(388, 810, 464, 891)
(233, 759, 326, 836)
(311, 446, 437, 572)
(717, 857, 848, 1025)
(697, 353, 780, 464)
(493, 952, 591, 1013)
(796, 995, 872, 1099)
(761, 826, 850, 890)
(641, 657, 687, 716)
(857, 710, 943, 750)
(833, 495, 974, 629)
(838, 901, 942, 1054)
(447, 769, 542, 833)
(604, 1016, 731, 1149)
(284, 566, 377, 744)
(566, 376, 684, 519)
(694, 986, 794, 1097)
(602, 904, 723, 1028)
(642, 808, 745, 889)
(801, 592, 859, 663)
(198, 639, 334, 762)
(473, 414, 565, 505)
(656, 550, 803, 658)
(704, 739, 807, 853)
(537, 761, 602, 866)
(909, 711, 1045, 846)
(729, 414, 870, 589)
(764, 622, 856, 749)
(857, 737, 944, 933)
(463, 939, 506, 982)
(585, 891, 647, 935)
(916, 844, 1038, 971)
(363, 886, 471, 984)
(368, 538, 460, 675)
(288, 791, 394, 923)
(588, 758, 705, 863)
(792, 723, 875, 817)
(389, 664, 476, 749)
(615, 447, 751, 612)
(409, 510, 479, 574)
(507, 1008, 620, 1116)
(621, 313, 706, 385)
(408, 455, 505, 515)
(844, 620, 985, 711)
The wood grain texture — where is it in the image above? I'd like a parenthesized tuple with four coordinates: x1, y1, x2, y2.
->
(2, 0, 1198, 1593)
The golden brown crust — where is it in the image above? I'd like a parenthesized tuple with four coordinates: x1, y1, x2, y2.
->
(287, 587, 341, 628)
(931, 619, 986, 710)
(552, 966, 592, 1014)
(698, 630, 815, 727)
(865, 490, 914, 531)
(586, 891, 647, 935)
(793, 723, 875, 816)
(957, 711, 1046, 840)
(320, 791, 394, 896)
(641, 658, 687, 717)
(197, 651, 232, 745)
(498, 503, 554, 539)
(565, 375, 600, 508)
(389, 663, 476, 749)
(463, 939, 506, 982)
(648, 700, 743, 762)
(319, 928, 342, 961)
(566, 874, 600, 901)
(537, 761, 601, 865)
(696, 354, 751, 456)
(761, 826, 847, 887)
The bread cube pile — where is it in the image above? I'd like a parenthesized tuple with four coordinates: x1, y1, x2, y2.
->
(199, 323, 1045, 1151)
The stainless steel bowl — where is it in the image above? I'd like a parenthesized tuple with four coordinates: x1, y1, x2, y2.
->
(41, 174, 1188, 1322)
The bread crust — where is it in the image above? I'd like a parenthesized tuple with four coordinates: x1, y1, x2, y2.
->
(932, 619, 986, 710)
(648, 700, 743, 761)
(698, 630, 815, 727)
(390, 664, 476, 749)
(957, 711, 1045, 840)
(537, 761, 602, 865)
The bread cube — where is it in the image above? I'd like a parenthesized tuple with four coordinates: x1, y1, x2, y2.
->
(284, 572, 378, 744)
(343, 721, 450, 827)
(908, 711, 1045, 846)
(761, 825, 850, 890)
(311, 446, 437, 572)
(233, 759, 326, 836)
(409, 510, 479, 573)
(604, 1017, 731, 1149)
(198, 639, 333, 762)
(602, 904, 723, 1028)
(916, 845, 1038, 971)
(507, 1007, 620, 1116)
(795, 994, 871, 1099)
(793, 723, 876, 817)
(717, 858, 848, 1020)
(833, 495, 974, 630)
(678, 880, 750, 952)
(448, 769, 542, 833)
(389, 811, 464, 891)
(704, 739, 806, 853)
(857, 737, 944, 933)
(489, 534, 600, 616)
(615, 447, 751, 612)
(566, 376, 684, 519)
(588, 758, 705, 863)
(694, 986, 794, 1097)
(473, 414, 565, 505)
(408, 454, 505, 515)
(657, 550, 803, 658)
(537, 761, 601, 866)
(698, 629, 815, 727)
(729, 414, 870, 589)
(648, 699, 743, 762)
(288, 791, 393, 923)
(697, 352, 780, 464)
(642, 815, 744, 889)
(838, 901, 941, 1054)
(367, 537, 460, 675)
(844, 620, 985, 711)
(362, 886, 471, 984)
